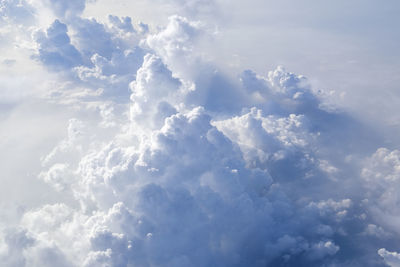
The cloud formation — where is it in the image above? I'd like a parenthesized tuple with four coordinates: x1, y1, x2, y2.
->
(1, 0, 399, 266)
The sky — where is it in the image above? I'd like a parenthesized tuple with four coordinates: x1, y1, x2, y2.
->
(1, 0, 400, 266)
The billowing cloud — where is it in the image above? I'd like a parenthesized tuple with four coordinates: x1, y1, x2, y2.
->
(361, 148, 400, 234)
(379, 248, 400, 267)
(1, 0, 399, 266)
(34, 19, 83, 70)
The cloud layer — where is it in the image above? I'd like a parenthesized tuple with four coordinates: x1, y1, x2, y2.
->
(1, 0, 400, 266)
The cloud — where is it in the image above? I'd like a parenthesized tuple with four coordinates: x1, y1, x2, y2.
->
(146, 0, 219, 20)
(378, 248, 400, 267)
(146, 15, 204, 79)
(32, 14, 147, 102)
(24, 45, 361, 265)
(25, 41, 374, 265)
(0, 229, 35, 266)
(45, 0, 86, 20)
(1, 1, 400, 266)
(34, 19, 83, 70)
(361, 148, 400, 234)
(213, 107, 315, 168)
(306, 241, 340, 261)
(0, 0, 34, 25)
(129, 53, 182, 127)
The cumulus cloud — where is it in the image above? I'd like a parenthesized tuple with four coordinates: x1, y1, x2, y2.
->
(34, 19, 83, 70)
(379, 248, 400, 267)
(361, 148, 400, 234)
(213, 108, 315, 168)
(32, 12, 146, 101)
(129, 53, 181, 130)
(1, 0, 399, 266)
(22, 50, 362, 266)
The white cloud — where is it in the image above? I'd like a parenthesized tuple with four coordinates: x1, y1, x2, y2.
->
(213, 107, 314, 167)
(361, 148, 400, 234)
(378, 248, 400, 267)
(34, 19, 83, 70)
(129, 53, 181, 131)
(1, 0, 400, 266)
